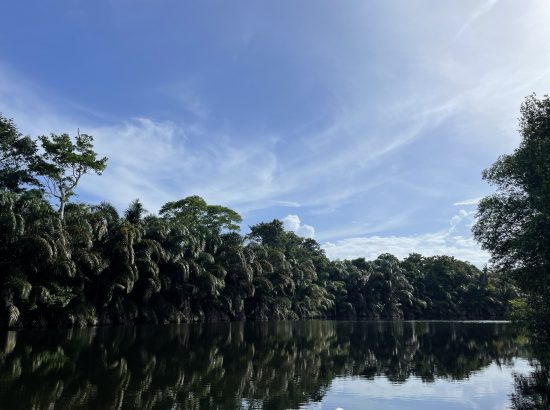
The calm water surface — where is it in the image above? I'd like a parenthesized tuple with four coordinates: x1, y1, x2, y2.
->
(0, 321, 535, 409)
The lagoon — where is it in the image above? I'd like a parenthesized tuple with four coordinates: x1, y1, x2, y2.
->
(0, 321, 533, 409)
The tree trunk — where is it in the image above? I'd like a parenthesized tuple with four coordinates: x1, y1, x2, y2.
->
(59, 195, 66, 220)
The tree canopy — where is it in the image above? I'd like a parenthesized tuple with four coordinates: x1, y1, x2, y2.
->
(160, 195, 242, 233)
(473, 94, 550, 338)
(0, 114, 38, 192)
(35, 132, 108, 219)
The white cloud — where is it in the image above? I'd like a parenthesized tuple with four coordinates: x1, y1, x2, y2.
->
(272, 200, 301, 208)
(1, 1, 549, 259)
(321, 209, 489, 267)
(454, 197, 482, 206)
(282, 214, 301, 231)
(314, 207, 419, 242)
(282, 214, 315, 238)
(322, 232, 488, 267)
(455, 0, 500, 38)
(0, 60, 446, 216)
(79, 118, 285, 213)
(450, 209, 475, 231)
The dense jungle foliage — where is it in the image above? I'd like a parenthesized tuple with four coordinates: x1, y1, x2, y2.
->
(476, 94, 550, 409)
(473, 94, 550, 342)
(0, 321, 529, 409)
(0, 114, 519, 328)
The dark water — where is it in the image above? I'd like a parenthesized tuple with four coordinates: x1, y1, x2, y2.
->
(0, 321, 537, 409)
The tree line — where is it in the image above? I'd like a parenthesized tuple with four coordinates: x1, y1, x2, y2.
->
(0, 113, 521, 328)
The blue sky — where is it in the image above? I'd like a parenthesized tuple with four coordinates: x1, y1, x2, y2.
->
(1, 1, 549, 266)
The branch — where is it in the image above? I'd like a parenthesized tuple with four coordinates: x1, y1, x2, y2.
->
(43, 177, 62, 200)
(67, 167, 85, 192)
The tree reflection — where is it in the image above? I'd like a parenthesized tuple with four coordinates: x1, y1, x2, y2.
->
(511, 337, 550, 410)
(0, 321, 528, 409)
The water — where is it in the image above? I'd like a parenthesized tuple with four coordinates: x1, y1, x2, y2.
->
(0, 321, 536, 409)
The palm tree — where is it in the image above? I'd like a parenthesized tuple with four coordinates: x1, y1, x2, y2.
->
(0, 190, 76, 327)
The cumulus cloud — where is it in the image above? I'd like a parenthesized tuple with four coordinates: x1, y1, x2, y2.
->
(321, 209, 489, 267)
(282, 214, 315, 238)
(322, 233, 488, 267)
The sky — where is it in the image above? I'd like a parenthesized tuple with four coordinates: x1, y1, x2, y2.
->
(1, 1, 549, 267)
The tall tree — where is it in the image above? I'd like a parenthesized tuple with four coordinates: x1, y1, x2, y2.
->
(473, 94, 550, 336)
(160, 195, 242, 233)
(35, 132, 107, 219)
(0, 114, 38, 192)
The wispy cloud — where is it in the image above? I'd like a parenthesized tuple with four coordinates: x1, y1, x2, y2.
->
(315, 207, 418, 242)
(82, 118, 282, 213)
(159, 81, 210, 120)
(0, 62, 452, 216)
(272, 200, 301, 208)
(455, 0, 500, 38)
(2, 1, 550, 267)
(454, 197, 482, 206)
